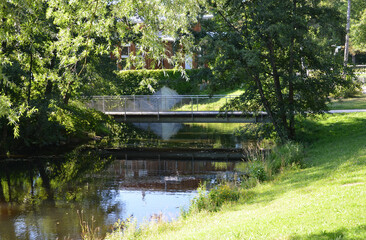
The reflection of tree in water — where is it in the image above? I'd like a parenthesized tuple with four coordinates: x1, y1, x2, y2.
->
(106, 122, 243, 149)
(102, 123, 160, 148)
(0, 146, 117, 240)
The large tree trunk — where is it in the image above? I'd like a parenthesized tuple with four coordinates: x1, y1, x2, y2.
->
(38, 164, 55, 205)
(252, 73, 287, 142)
(287, 0, 297, 140)
(344, 0, 351, 66)
(0, 125, 8, 154)
(266, 38, 288, 140)
(28, 46, 33, 103)
(0, 177, 6, 202)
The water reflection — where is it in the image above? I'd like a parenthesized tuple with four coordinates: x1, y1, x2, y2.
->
(0, 150, 242, 240)
(133, 123, 183, 140)
(0, 123, 250, 239)
(114, 122, 251, 149)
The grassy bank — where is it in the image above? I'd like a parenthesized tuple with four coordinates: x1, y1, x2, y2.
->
(106, 112, 366, 239)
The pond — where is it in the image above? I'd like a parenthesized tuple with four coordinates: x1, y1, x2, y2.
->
(0, 123, 252, 240)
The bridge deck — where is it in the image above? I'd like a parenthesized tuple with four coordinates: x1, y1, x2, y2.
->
(106, 111, 269, 123)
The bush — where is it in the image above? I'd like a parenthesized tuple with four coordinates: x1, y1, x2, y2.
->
(267, 141, 304, 177)
(189, 182, 242, 213)
(333, 73, 363, 98)
(237, 141, 304, 186)
(248, 161, 267, 182)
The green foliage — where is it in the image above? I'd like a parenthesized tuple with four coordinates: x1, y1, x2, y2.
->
(234, 123, 275, 141)
(266, 141, 304, 177)
(187, 142, 304, 215)
(199, 0, 348, 141)
(247, 161, 268, 182)
(49, 101, 113, 138)
(2, 99, 120, 152)
(114, 69, 211, 95)
(188, 182, 242, 213)
(333, 71, 363, 98)
(0, 0, 201, 152)
(350, 3, 366, 52)
(236, 141, 304, 187)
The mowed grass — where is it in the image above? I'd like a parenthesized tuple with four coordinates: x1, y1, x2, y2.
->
(172, 89, 244, 111)
(107, 113, 366, 239)
(174, 89, 366, 111)
(328, 95, 366, 110)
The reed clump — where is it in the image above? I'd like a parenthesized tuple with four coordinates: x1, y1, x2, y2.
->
(78, 210, 102, 240)
(187, 141, 304, 214)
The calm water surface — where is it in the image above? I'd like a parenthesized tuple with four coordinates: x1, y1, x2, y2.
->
(0, 123, 250, 240)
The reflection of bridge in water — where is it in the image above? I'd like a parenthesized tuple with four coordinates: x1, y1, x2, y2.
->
(87, 95, 268, 123)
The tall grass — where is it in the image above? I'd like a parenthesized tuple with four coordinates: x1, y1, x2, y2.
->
(185, 141, 304, 214)
(78, 210, 102, 240)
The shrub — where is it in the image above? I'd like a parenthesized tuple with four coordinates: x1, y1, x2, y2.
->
(248, 161, 267, 182)
(266, 141, 304, 178)
(188, 182, 242, 213)
(237, 141, 304, 186)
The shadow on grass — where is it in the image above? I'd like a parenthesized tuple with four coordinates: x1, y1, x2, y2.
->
(290, 225, 366, 240)
(248, 113, 366, 204)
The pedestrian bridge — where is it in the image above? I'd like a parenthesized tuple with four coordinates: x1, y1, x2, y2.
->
(86, 95, 268, 123)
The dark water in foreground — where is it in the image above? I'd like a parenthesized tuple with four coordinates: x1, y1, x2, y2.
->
(0, 123, 250, 240)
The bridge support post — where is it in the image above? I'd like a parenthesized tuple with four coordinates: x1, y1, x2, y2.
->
(157, 97, 160, 120)
(225, 98, 228, 121)
(196, 96, 199, 111)
(102, 96, 105, 113)
(191, 97, 193, 120)
(133, 95, 136, 111)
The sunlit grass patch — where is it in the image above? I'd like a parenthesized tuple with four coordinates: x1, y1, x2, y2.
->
(172, 89, 244, 112)
(328, 94, 366, 110)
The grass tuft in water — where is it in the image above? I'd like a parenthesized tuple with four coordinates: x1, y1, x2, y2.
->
(78, 210, 102, 240)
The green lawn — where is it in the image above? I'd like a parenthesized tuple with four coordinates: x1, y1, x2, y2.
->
(328, 95, 366, 110)
(173, 90, 366, 111)
(172, 89, 244, 111)
(106, 112, 366, 239)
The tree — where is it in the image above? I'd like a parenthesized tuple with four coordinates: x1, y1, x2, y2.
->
(351, 2, 366, 53)
(199, 0, 347, 141)
(344, 0, 351, 66)
(0, 0, 200, 151)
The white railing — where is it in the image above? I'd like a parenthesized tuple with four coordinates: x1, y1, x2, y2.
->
(86, 95, 241, 113)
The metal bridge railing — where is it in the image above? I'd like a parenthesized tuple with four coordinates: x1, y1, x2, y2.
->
(86, 95, 241, 113)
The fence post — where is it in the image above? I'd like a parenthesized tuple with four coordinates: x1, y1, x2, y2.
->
(124, 97, 127, 121)
(133, 95, 136, 111)
(196, 96, 198, 111)
(157, 96, 160, 120)
(225, 97, 228, 120)
(102, 96, 105, 113)
(191, 97, 193, 120)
